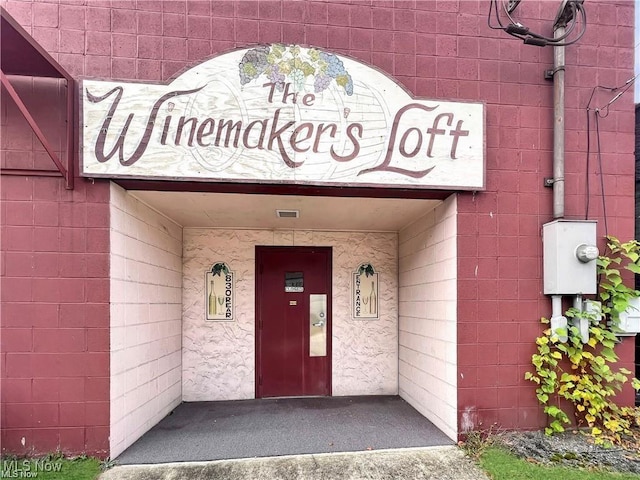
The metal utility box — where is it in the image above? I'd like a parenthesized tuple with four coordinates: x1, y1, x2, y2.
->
(543, 220, 598, 295)
(617, 297, 640, 336)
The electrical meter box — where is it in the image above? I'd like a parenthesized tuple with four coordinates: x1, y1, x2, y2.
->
(543, 220, 598, 295)
(616, 297, 640, 336)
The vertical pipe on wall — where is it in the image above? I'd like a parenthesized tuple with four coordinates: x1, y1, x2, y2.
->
(550, 295, 568, 342)
(553, 25, 566, 219)
(572, 294, 588, 343)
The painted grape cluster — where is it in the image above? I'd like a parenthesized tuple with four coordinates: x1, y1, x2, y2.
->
(238, 44, 354, 96)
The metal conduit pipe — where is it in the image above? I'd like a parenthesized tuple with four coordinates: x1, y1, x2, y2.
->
(552, 24, 565, 219)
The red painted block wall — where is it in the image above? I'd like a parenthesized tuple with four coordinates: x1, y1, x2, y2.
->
(454, 0, 637, 430)
(1, 76, 111, 455)
(0, 0, 636, 455)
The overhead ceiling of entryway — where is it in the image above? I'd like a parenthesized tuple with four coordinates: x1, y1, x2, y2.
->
(130, 191, 440, 231)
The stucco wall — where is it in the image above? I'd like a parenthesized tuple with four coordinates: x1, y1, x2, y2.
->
(398, 196, 457, 441)
(182, 229, 398, 401)
(109, 185, 183, 458)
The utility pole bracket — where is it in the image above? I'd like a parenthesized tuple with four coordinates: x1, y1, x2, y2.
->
(544, 66, 565, 80)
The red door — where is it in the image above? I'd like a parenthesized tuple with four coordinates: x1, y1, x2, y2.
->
(256, 246, 332, 398)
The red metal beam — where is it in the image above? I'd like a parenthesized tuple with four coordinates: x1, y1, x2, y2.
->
(1, 169, 61, 177)
(0, 7, 75, 189)
(1, 70, 73, 189)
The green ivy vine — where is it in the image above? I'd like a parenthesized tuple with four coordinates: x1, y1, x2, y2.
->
(526, 236, 640, 445)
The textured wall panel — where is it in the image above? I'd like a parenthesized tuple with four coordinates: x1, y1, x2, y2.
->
(182, 229, 398, 401)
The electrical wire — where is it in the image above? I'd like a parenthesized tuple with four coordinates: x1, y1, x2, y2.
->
(593, 74, 638, 118)
(585, 106, 591, 220)
(502, 0, 519, 26)
(488, 0, 587, 47)
(584, 75, 638, 234)
(584, 87, 613, 233)
(594, 113, 608, 237)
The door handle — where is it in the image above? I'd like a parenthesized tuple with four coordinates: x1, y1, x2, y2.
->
(309, 295, 327, 357)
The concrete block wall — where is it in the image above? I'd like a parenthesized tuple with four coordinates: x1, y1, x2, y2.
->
(454, 2, 637, 431)
(1, 74, 111, 456)
(1, 0, 636, 450)
(1, 174, 111, 457)
(109, 185, 182, 458)
(398, 196, 457, 441)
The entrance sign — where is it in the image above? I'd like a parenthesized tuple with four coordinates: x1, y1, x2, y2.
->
(81, 45, 485, 190)
(353, 263, 379, 319)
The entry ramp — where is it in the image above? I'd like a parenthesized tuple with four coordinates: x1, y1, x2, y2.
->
(99, 446, 491, 480)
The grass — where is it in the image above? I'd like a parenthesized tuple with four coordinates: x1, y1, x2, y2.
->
(479, 446, 640, 480)
(0, 456, 102, 480)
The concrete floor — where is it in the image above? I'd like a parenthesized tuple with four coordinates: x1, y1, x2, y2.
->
(102, 446, 492, 480)
(115, 396, 454, 464)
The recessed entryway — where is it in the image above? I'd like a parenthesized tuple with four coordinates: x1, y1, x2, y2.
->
(110, 186, 458, 459)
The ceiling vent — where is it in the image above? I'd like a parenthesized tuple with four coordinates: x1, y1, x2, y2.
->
(276, 209, 299, 218)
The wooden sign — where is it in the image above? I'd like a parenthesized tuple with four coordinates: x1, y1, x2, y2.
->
(205, 262, 234, 321)
(81, 45, 485, 190)
(353, 263, 379, 319)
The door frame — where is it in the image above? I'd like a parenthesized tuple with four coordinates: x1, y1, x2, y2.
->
(255, 246, 333, 398)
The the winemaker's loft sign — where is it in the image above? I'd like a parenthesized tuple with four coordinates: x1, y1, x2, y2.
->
(81, 45, 485, 190)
